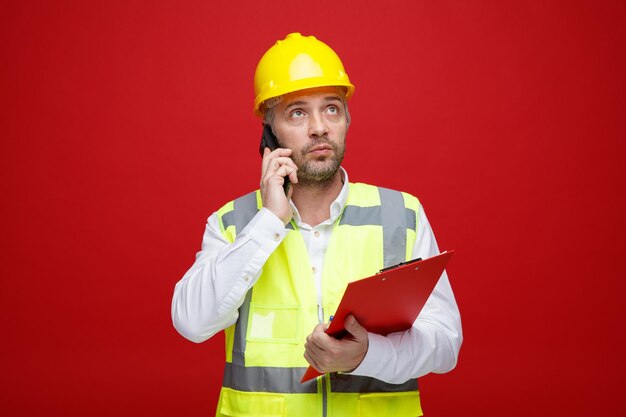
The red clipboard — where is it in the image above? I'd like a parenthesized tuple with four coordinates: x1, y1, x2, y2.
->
(301, 250, 454, 383)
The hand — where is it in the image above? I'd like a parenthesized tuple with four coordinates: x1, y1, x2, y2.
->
(260, 147, 298, 225)
(303, 315, 369, 373)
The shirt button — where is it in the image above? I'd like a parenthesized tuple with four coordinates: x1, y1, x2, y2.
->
(314, 231, 320, 238)
(312, 267, 317, 274)
(274, 233, 280, 241)
(243, 274, 250, 282)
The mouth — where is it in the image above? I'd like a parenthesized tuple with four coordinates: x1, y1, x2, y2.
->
(307, 144, 333, 155)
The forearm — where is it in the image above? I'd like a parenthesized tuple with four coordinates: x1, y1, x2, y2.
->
(171, 208, 286, 343)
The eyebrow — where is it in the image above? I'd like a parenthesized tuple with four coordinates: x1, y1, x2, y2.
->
(284, 96, 343, 112)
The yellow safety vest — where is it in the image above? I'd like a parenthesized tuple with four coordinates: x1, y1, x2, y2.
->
(215, 183, 423, 417)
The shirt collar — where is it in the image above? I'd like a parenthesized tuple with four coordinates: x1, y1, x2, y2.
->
(289, 167, 350, 226)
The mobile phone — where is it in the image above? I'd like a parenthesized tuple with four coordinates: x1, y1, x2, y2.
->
(260, 124, 291, 195)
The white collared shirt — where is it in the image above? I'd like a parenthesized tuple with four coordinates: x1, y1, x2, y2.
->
(172, 168, 462, 383)
(288, 168, 350, 323)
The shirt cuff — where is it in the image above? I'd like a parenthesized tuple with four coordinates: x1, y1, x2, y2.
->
(242, 207, 289, 250)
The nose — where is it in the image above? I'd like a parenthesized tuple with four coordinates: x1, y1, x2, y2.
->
(308, 111, 329, 138)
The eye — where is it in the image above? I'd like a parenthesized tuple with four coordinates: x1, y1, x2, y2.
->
(290, 109, 305, 119)
(326, 105, 338, 115)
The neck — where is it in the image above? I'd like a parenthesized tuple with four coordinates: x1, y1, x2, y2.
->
(291, 170, 344, 227)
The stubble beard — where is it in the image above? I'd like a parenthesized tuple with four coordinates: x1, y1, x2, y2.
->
(294, 139, 345, 187)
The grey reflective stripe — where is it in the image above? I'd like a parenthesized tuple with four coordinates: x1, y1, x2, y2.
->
(330, 375, 418, 393)
(221, 210, 235, 230)
(229, 192, 260, 367)
(221, 191, 257, 232)
(339, 206, 381, 226)
(223, 363, 418, 394)
(223, 192, 296, 231)
(223, 362, 317, 393)
(339, 206, 415, 231)
(378, 187, 407, 268)
(234, 191, 259, 233)
(231, 290, 252, 366)
(405, 207, 417, 231)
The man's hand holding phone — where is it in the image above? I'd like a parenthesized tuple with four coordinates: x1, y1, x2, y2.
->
(260, 147, 298, 225)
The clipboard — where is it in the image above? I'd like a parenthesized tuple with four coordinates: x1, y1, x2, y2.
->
(301, 250, 455, 383)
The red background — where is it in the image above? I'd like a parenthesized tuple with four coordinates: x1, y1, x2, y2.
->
(2, 1, 625, 416)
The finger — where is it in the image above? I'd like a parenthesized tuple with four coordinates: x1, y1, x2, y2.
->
(261, 147, 272, 176)
(305, 325, 326, 348)
(272, 147, 293, 156)
(303, 350, 322, 372)
(262, 158, 297, 185)
(266, 156, 298, 175)
(268, 147, 293, 161)
(305, 336, 327, 356)
(261, 148, 293, 177)
(311, 323, 328, 338)
(261, 163, 295, 188)
(344, 315, 368, 341)
(272, 165, 297, 181)
(306, 329, 325, 349)
(310, 326, 337, 351)
(288, 168, 299, 184)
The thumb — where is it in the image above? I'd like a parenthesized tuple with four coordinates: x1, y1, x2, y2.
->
(345, 315, 367, 340)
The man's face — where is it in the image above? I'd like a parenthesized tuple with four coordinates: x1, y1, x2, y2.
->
(270, 87, 348, 185)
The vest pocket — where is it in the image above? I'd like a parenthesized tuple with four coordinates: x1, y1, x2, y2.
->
(358, 391, 423, 417)
(219, 388, 285, 417)
(246, 303, 301, 344)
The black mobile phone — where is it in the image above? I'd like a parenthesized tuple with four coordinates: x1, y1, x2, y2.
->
(260, 124, 290, 195)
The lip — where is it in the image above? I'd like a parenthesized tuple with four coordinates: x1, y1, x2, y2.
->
(308, 145, 332, 154)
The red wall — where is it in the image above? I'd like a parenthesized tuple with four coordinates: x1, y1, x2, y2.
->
(2, 1, 625, 416)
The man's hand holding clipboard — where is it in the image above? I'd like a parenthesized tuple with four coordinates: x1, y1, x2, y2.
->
(301, 250, 455, 383)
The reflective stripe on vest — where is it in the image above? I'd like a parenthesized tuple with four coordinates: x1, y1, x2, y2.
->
(217, 184, 420, 397)
(222, 362, 418, 393)
(339, 187, 417, 268)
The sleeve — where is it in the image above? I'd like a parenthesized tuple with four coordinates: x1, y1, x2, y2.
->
(171, 207, 287, 343)
(349, 206, 463, 383)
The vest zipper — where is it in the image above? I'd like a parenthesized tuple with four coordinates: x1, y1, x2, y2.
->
(321, 372, 329, 417)
(312, 221, 329, 415)
(318, 305, 329, 417)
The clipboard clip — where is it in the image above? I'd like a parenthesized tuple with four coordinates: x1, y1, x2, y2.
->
(377, 258, 422, 274)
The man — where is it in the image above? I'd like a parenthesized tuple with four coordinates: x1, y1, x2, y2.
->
(172, 32, 462, 417)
